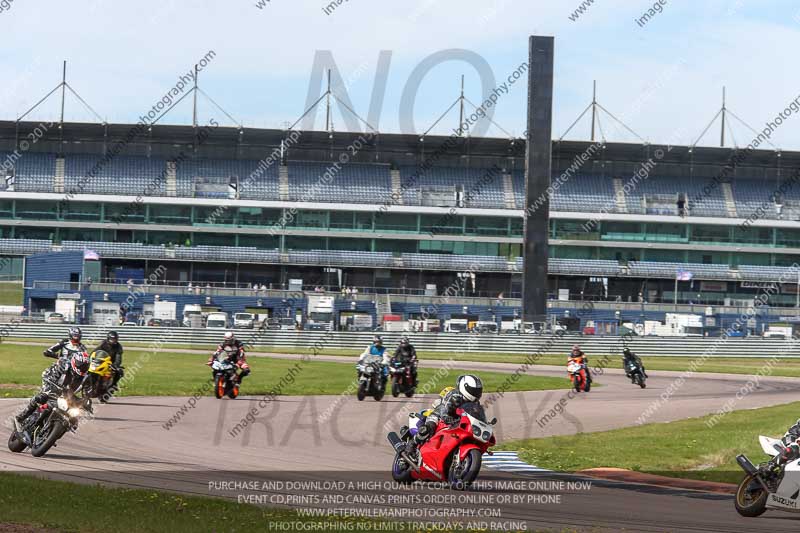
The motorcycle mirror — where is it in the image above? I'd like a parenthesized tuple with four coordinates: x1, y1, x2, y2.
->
(490, 417, 498, 425)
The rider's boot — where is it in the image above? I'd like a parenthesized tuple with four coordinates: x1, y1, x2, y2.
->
(14, 400, 38, 431)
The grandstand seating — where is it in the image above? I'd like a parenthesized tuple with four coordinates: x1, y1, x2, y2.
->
(3, 151, 800, 223)
(287, 161, 391, 203)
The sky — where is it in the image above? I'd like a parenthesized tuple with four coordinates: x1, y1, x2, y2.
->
(2, 0, 800, 149)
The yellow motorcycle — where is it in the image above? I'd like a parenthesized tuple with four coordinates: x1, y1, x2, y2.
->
(85, 350, 118, 402)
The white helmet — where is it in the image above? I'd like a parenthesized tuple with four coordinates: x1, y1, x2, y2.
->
(456, 374, 483, 402)
(223, 331, 235, 346)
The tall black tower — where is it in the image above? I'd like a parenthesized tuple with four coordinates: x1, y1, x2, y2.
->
(522, 35, 554, 322)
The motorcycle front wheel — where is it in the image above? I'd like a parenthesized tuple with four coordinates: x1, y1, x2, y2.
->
(214, 375, 225, 399)
(391, 451, 414, 484)
(391, 380, 400, 398)
(734, 473, 768, 517)
(357, 382, 367, 401)
(448, 448, 482, 490)
(7, 431, 26, 453)
(31, 419, 67, 457)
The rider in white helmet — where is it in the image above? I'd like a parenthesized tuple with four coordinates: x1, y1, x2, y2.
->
(411, 374, 484, 451)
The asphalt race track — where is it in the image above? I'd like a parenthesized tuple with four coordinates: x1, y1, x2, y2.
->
(3, 360, 800, 532)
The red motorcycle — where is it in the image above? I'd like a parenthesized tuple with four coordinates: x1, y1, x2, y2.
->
(389, 360, 416, 398)
(387, 402, 496, 489)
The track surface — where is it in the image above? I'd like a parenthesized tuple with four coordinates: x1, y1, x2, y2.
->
(2, 359, 800, 531)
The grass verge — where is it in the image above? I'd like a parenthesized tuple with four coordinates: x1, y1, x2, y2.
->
(0, 344, 569, 398)
(498, 401, 800, 485)
(0, 472, 380, 533)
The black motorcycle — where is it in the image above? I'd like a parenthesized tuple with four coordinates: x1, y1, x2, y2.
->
(625, 360, 647, 389)
(356, 354, 385, 401)
(8, 386, 89, 457)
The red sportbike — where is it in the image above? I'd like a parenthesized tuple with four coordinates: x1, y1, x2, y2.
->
(387, 402, 496, 489)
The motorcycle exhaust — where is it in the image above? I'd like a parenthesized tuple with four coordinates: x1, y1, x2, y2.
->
(387, 432, 404, 452)
(387, 431, 420, 472)
(736, 454, 757, 475)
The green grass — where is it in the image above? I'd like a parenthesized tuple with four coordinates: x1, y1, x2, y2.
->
(0, 281, 22, 305)
(10, 336, 800, 377)
(498, 401, 800, 485)
(0, 343, 569, 398)
(0, 472, 381, 533)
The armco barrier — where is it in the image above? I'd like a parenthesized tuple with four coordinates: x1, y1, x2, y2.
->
(2, 324, 800, 358)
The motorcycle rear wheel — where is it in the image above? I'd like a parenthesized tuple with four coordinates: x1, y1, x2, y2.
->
(227, 382, 239, 399)
(734, 473, 768, 517)
(448, 448, 482, 490)
(7, 431, 26, 453)
(404, 387, 415, 398)
(31, 420, 67, 458)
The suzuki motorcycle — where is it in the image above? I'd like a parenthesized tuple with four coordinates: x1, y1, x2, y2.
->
(389, 360, 415, 398)
(210, 347, 240, 399)
(356, 354, 385, 401)
(387, 402, 497, 489)
(85, 350, 120, 401)
(626, 360, 647, 389)
(735, 435, 800, 517)
(568, 360, 591, 392)
(8, 387, 89, 457)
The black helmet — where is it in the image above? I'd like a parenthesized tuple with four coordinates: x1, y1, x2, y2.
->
(70, 352, 90, 377)
(68, 327, 82, 343)
(373, 335, 383, 346)
(107, 331, 119, 344)
(623, 347, 631, 356)
(399, 336, 410, 346)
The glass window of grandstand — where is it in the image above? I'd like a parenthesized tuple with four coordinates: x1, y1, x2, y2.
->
(375, 213, 416, 232)
(193, 232, 230, 247)
(601, 222, 642, 242)
(238, 207, 281, 227)
(104, 202, 144, 224)
(690, 224, 730, 245)
(150, 205, 191, 225)
(194, 206, 235, 226)
(599, 248, 642, 262)
(238, 234, 279, 250)
(285, 236, 326, 250)
(775, 254, 799, 267)
(419, 240, 499, 256)
(734, 226, 772, 246)
(776, 228, 800, 248)
(499, 243, 522, 259)
(731, 253, 770, 267)
(330, 211, 356, 231)
(330, 237, 370, 251)
(15, 227, 53, 241)
(640, 249, 681, 262)
(644, 223, 685, 242)
(465, 216, 508, 237)
(146, 231, 185, 246)
(15, 200, 57, 220)
(551, 246, 594, 259)
(509, 218, 523, 237)
(688, 251, 728, 264)
(63, 201, 101, 222)
(554, 220, 594, 240)
(375, 239, 416, 254)
(420, 214, 458, 235)
(0, 200, 12, 218)
(61, 228, 102, 242)
(286, 210, 327, 229)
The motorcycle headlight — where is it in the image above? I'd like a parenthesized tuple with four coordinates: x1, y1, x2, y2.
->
(68, 407, 82, 418)
(482, 431, 492, 441)
(57, 398, 69, 411)
(473, 426, 481, 437)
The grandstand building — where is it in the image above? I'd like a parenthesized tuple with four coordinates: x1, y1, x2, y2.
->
(4, 119, 800, 329)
